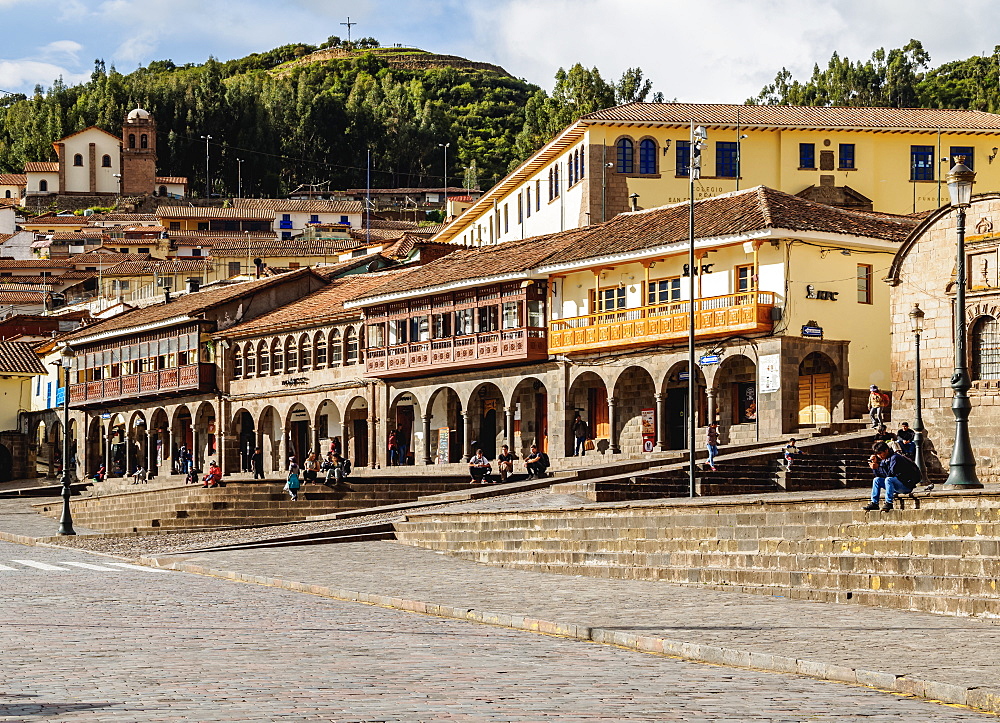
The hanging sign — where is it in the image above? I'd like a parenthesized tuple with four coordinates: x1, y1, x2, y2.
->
(699, 354, 721, 365)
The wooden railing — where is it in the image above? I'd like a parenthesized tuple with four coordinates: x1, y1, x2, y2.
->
(70, 363, 215, 406)
(366, 328, 548, 375)
(549, 292, 776, 354)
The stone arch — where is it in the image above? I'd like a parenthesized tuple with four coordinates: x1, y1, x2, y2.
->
(612, 366, 658, 456)
(387, 391, 420, 466)
(510, 376, 548, 458)
(193, 401, 217, 468)
(33, 420, 49, 478)
(567, 371, 611, 455)
(232, 407, 256, 473)
(258, 405, 281, 474)
(149, 408, 170, 477)
(661, 361, 708, 450)
(465, 382, 506, 459)
(425, 386, 463, 463)
(126, 410, 148, 477)
(797, 351, 841, 427)
(343, 395, 370, 467)
(85, 415, 104, 478)
(314, 399, 342, 458)
(713, 354, 758, 444)
(285, 402, 311, 467)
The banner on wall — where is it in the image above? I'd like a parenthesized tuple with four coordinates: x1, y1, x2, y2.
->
(759, 354, 781, 393)
(436, 428, 450, 465)
(641, 408, 656, 452)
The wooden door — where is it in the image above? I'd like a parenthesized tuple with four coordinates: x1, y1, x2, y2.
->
(798, 373, 831, 425)
(588, 386, 609, 439)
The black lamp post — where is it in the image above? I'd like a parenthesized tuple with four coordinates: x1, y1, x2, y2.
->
(909, 303, 927, 483)
(944, 157, 983, 489)
(57, 345, 76, 535)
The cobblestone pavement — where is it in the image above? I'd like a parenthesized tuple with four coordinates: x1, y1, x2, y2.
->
(173, 540, 1000, 697)
(0, 541, 989, 722)
(0, 497, 98, 538)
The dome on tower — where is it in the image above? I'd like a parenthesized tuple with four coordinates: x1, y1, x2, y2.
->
(126, 108, 151, 121)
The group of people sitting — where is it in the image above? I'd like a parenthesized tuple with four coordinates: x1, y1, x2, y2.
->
(468, 444, 550, 485)
(284, 452, 353, 501)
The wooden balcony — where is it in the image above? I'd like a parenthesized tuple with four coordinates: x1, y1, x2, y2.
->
(69, 363, 216, 408)
(366, 328, 549, 378)
(549, 292, 776, 354)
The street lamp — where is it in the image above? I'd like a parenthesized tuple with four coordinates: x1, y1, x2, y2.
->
(687, 122, 708, 498)
(56, 345, 76, 535)
(909, 303, 927, 483)
(236, 158, 243, 199)
(201, 135, 213, 199)
(944, 157, 982, 489)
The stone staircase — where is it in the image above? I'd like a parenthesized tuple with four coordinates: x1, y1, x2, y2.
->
(34, 476, 474, 534)
(393, 488, 1000, 617)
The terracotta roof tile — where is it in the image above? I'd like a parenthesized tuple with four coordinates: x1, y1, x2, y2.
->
(23, 215, 87, 225)
(24, 162, 58, 173)
(87, 213, 158, 223)
(102, 259, 211, 276)
(155, 206, 274, 221)
(581, 102, 1000, 130)
(155, 176, 188, 185)
(233, 198, 363, 214)
(0, 341, 46, 374)
(0, 174, 26, 185)
(0, 291, 47, 305)
(65, 252, 151, 265)
(209, 238, 348, 257)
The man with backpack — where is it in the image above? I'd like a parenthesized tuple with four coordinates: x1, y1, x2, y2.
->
(868, 385, 889, 429)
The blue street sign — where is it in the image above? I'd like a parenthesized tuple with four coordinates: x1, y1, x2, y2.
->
(55, 387, 65, 406)
(679, 371, 690, 381)
(699, 354, 721, 365)
(801, 325, 823, 338)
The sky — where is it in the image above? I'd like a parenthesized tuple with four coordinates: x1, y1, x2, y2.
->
(2, 0, 1000, 103)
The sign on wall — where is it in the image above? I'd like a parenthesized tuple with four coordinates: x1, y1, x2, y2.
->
(759, 354, 781, 393)
(641, 408, 656, 453)
(436, 427, 450, 465)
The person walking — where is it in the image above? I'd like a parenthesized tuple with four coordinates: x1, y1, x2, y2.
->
(285, 462, 302, 501)
(865, 441, 922, 511)
(572, 414, 590, 457)
(387, 429, 399, 467)
(251, 447, 264, 480)
(868, 385, 888, 429)
(706, 422, 720, 471)
(178, 445, 191, 475)
(497, 444, 517, 481)
(781, 438, 803, 471)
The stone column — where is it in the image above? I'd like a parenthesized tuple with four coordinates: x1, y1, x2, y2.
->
(192, 429, 200, 471)
(124, 430, 132, 476)
(504, 405, 516, 450)
(654, 393, 667, 451)
(707, 387, 718, 426)
(217, 432, 226, 477)
(147, 431, 155, 477)
(608, 397, 620, 454)
(103, 429, 111, 476)
(462, 411, 473, 460)
(277, 427, 287, 471)
(421, 415, 432, 465)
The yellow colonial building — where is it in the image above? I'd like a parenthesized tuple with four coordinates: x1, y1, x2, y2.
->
(434, 102, 1000, 246)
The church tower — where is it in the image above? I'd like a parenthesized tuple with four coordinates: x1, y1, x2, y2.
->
(120, 108, 157, 195)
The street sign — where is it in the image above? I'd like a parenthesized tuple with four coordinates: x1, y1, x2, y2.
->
(699, 354, 721, 365)
(679, 371, 690, 381)
(55, 387, 65, 406)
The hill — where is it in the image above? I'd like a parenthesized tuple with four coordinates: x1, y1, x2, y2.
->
(272, 46, 514, 78)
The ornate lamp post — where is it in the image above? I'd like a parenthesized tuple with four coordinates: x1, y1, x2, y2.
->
(57, 345, 76, 535)
(909, 303, 927, 483)
(944, 157, 983, 489)
(687, 123, 708, 498)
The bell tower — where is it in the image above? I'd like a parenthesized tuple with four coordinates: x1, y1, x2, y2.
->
(120, 108, 157, 195)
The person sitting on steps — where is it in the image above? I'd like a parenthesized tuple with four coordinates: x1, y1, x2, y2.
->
(497, 444, 517, 482)
(525, 444, 550, 480)
(865, 441, 922, 512)
(468, 448, 492, 484)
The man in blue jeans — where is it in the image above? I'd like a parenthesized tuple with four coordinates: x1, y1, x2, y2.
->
(864, 441, 922, 511)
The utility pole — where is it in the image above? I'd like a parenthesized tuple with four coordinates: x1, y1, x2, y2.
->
(201, 135, 212, 199)
(237, 158, 243, 199)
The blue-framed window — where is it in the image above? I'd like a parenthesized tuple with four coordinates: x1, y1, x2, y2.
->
(799, 143, 816, 169)
(616, 138, 634, 173)
(310, 214, 319, 223)
(911, 146, 935, 181)
(716, 142, 738, 178)
(526, 186, 531, 217)
(950, 146, 975, 171)
(676, 141, 690, 176)
(639, 139, 657, 174)
(839, 143, 856, 170)
(554, 165, 560, 197)
(579, 145, 585, 178)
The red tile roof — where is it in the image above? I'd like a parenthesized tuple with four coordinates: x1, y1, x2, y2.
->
(24, 162, 58, 173)
(0, 259, 72, 269)
(102, 259, 212, 276)
(0, 341, 46, 374)
(581, 102, 1000, 131)
(155, 176, 188, 185)
(0, 291, 47, 305)
(155, 206, 274, 221)
(233, 198, 363, 214)
(0, 174, 26, 186)
(87, 213, 158, 223)
(23, 215, 87, 226)
(209, 238, 348, 257)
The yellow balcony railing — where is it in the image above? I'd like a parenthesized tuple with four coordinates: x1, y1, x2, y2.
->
(549, 291, 776, 354)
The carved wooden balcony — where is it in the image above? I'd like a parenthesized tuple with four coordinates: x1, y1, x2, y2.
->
(69, 363, 216, 408)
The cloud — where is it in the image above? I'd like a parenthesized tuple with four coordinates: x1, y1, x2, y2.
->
(39, 40, 84, 63)
(0, 60, 89, 89)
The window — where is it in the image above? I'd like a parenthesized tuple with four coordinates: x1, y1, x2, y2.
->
(554, 164, 560, 197)
(345, 328, 359, 363)
(527, 299, 545, 327)
(504, 203, 509, 234)
(799, 143, 816, 169)
(839, 143, 856, 170)
(285, 336, 297, 372)
(137, 248, 149, 254)
(547, 169, 553, 201)
(973, 316, 1000, 380)
(572, 149, 579, 184)
(282, 232, 291, 240)
(191, 247, 202, 257)
(388, 319, 407, 345)
(228, 261, 241, 277)
(101, 154, 112, 168)
(340, 215, 349, 224)
(595, 287, 626, 311)
(911, 145, 934, 181)
(197, 222, 209, 231)
(454, 308, 474, 336)
(140, 134, 148, 149)
(4, 191, 9, 198)
(282, 213, 291, 222)
(579, 145, 585, 178)
(158, 185, 167, 196)
(409, 315, 430, 342)
(128, 134, 136, 149)
(639, 139, 657, 174)
(233, 347, 243, 377)
(502, 301, 522, 329)
(616, 138, 634, 174)
(432, 313, 451, 338)
(525, 186, 531, 217)
(676, 141, 690, 176)
(299, 334, 311, 369)
(518, 193, 523, 224)
(535, 180, 541, 211)
(314, 331, 327, 367)
(647, 277, 681, 304)
(735, 264, 755, 292)
(257, 341, 269, 375)
(329, 330, 342, 364)
(478, 305, 500, 332)
(39, 180, 48, 192)
(857, 264, 873, 304)
(310, 214, 319, 223)
(950, 146, 975, 171)
(716, 141, 738, 178)
(244, 343, 256, 376)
